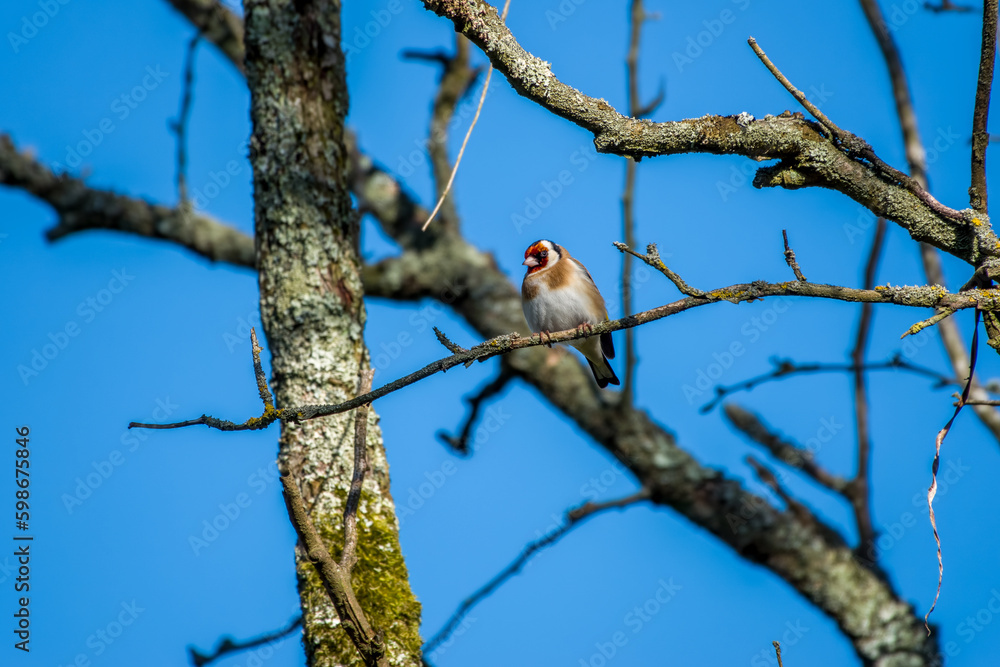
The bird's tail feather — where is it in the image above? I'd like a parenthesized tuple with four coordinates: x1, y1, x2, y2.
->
(587, 357, 620, 388)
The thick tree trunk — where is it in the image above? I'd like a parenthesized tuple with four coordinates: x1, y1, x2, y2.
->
(243, 1, 422, 664)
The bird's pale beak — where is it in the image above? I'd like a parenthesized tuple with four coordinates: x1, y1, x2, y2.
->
(523, 256, 539, 268)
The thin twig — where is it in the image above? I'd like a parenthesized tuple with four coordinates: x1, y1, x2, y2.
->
(621, 0, 657, 403)
(781, 230, 807, 281)
(422, 489, 651, 657)
(902, 308, 957, 338)
(188, 616, 302, 667)
(405, 37, 479, 231)
(433, 326, 467, 354)
(701, 355, 960, 413)
(773, 641, 784, 667)
(747, 37, 846, 141)
(614, 242, 704, 296)
(343, 369, 375, 570)
(925, 310, 981, 632)
(747, 36, 967, 224)
(858, 0, 928, 184)
(421, 0, 511, 231)
(133, 273, 1000, 433)
(850, 217, 887, 560)
(925, 1, 974, 11)
(250, 327, 274, 411)
(970, 0, 998, 212)
(173, 34, 200, 208)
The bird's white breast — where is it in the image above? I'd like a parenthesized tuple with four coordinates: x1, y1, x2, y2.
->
(524, 273, 599, 334)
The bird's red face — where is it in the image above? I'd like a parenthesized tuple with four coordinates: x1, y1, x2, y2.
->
(523, 241, 552, 274)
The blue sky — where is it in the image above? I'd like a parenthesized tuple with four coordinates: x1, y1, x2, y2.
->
(2, 1, 1000, 666)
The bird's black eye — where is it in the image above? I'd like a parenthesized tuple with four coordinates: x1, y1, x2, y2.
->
(539, 250, 548, 258)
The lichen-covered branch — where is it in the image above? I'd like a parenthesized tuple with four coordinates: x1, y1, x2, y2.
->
(0, 134, 255, 267)
(420, 0, 997, 267)
(133, 267, 1000, 434)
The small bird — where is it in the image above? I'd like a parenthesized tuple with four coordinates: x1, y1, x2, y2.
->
(521, 240, 619, 388)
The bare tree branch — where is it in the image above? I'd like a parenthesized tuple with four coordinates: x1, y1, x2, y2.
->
(165, 0, 244, 73)
(781, 230, 807, 281)
(172, 33, 201, 208)
(343, 369, 376, 570)
(925, 1, 974, 12)
(0, 134, 255, 267)
(850, 218, 887, 560)
(402, 36, 479, 231)
(746, 455, 815, 525)
(133, 265, 1000, 433)
(420, 0, 995, 269)
(702, 355, 959, 414)
(422, 490, 651, 659)
(620, 0, 661, 402)
(188, 616, 302, 667)
(971, 0, 999, 212)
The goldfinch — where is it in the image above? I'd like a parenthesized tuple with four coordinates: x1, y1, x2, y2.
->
(521, 240, 620, 388)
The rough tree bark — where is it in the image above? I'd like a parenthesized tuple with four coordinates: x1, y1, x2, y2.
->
(242, 1, 421, 664)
